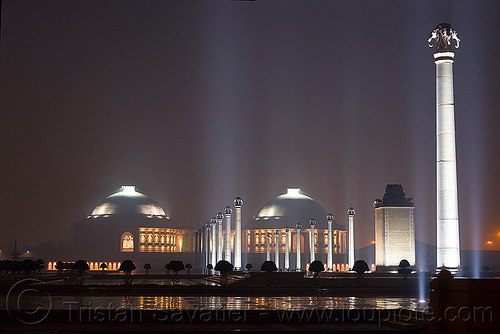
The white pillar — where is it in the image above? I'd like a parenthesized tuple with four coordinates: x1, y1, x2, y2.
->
(285, 227, 290, 271)
(266, 232, 271, 261)
(204, 223, 210, 271)
(347, 208, 355, 270)
(224, 206, 232, 263)
(275, 229, 280, 270)
(326, 214, 333, 271)
(296, 223, 302, 271)
(326, 213, 333, 271)
(216, 212, 223, 263)
(233, 197, 243, 270)
(429, 23, 461, 269)
(210, 217, 217, 267)
(309, 219, 316, 263)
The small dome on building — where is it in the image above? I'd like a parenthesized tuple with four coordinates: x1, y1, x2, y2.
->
(90, 186, 167, 217)
(245, 188, 343, 230)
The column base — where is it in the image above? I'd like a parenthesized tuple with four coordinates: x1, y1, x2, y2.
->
(234, 267, 242, 271)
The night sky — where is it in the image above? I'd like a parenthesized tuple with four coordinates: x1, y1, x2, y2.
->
(1, 0, 499, 252)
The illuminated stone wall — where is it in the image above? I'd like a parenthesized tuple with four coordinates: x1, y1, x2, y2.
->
(244, 228, 346, 255)
(138, 227, 196, 253)
(375, 206, 415, 267)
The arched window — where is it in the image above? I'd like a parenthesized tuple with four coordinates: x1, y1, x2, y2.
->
(140, 234, 146, 244)
(121, 232, 134, 252)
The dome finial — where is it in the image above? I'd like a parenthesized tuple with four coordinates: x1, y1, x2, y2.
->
(233, 197, 243, 207)
(428, 23, 460, 51)
(121, 185, 136, 194)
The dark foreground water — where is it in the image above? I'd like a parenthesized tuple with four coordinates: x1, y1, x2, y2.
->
(1, 293, 427, 311)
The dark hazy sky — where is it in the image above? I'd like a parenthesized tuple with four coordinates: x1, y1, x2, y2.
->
(1, 0, 499, 252)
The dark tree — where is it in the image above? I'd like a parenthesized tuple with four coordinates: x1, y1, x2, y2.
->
(73, 260, 90, 285)
(55, 261, 73, 273)
(260, 261, 277, 287)
(35, 259, 45, 273)
(21, 259, 37, 276)
(167, 260, 185, 285)
(185, 263, 192, 275)
(260, 261, 278, 272)
(206, 264, 213, 275)
(166, 260, 185, 275)
(398, 259, 410, 268)
(308, 260, 325, 278)
(398, 259, 412, 279)
(119, 260, 136, 285)
(245, 263, 253, 271)
(100, 262, 107, 274)
(352, 260, 369, 287)
(215, 260, 233, 286)
(143, 263, 151, 275)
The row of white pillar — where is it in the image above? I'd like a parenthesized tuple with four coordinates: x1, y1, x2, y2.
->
(201, 197, 356, 271)
(204, 198, 243, 270)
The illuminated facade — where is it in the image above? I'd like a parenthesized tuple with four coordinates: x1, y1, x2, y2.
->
(73, 186, 197, 267)
(72, 186, 347, 272)
(243, 188, 347, 271)
(374, 184, 415, 268)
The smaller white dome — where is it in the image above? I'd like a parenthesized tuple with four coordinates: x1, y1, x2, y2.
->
(91, 186, 166, 217)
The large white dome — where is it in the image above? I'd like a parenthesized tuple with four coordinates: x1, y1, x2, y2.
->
(245, 188, 343, 230)
(90, 186, 166, 217)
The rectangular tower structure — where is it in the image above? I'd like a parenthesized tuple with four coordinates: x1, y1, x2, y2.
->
(374, 184, 415, 268)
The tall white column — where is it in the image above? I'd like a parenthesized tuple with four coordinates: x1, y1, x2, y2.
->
(309, 219, 316, 263)
(224, 206, 232, 263)
(285, 227, 290, 271)
(210, 217, 217, 266)
(347, 208, 355, 270)
(233, 197, 243, 270)
(204, 223, 210, 271)
(296, 223, 302, 271)
(266, 232, 271, 261)
(216, 212, 223, 263)
(274, 230, 280, 270)
(326, 214, 333, 272)
(428, 23, 461, 269)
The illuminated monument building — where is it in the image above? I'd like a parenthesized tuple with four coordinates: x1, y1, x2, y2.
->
(373, 184, 415, 269)
(73, 186, 196, 266)
(243, 188, 347, 271)
(428, 23, 461, 269)
(70, 186, 348, 271)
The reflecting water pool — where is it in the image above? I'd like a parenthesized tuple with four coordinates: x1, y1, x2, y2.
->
(1, 294, 428, 312)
